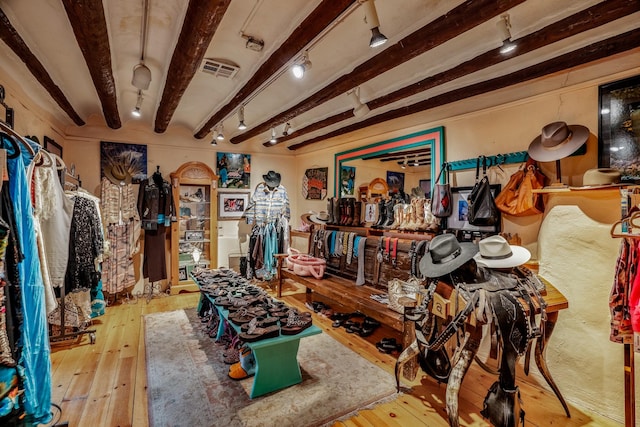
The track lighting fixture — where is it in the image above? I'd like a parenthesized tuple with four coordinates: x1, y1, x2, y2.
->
(362, 0, 387, 48)
(283, 122, 291, 136)
(211, 129, 217, 146)
(132, 63, 152, 90)
(216, 124, 225, 141)
(131, 91, 143, 118)
(413, 157, 419, 166)
(292, 52, 312, 79)
(237, 106, 247, 130)
(497, 14, 516, 54)
(347, 87, 370, 118)
(269, 128, 277, 144)
(401, 158, 407, 169)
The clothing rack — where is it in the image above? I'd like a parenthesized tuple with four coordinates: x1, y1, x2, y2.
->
(610, 192, 640, 427)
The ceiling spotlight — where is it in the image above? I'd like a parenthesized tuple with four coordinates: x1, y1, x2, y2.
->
(292, 52, 312, 79)
(283, 122, 291, 136)
(211, 129, 217, 146)
(497, 14, 516, 54)
(131, 91, 143, 118)
(401, 158, 407, 169)
(413, 157, 419, 166)
(362, 0, 387, 48)
(132, 63, 152, 90)
(347, 87, 370, 118)
(216, 124, 225, 141)
(269, 128, 277, 144)
(237, 106, 247, 130)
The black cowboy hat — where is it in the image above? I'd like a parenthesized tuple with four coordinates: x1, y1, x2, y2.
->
(419, 234, 478, 278)
(262, 170, 281, 187)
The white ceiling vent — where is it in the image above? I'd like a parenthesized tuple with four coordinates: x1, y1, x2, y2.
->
(200, 58, 240, 79)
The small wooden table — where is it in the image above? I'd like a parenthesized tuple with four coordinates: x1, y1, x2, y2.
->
(200, 292, 322, 398)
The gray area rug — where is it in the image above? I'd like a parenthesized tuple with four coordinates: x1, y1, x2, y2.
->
(144, 308, 396, 427)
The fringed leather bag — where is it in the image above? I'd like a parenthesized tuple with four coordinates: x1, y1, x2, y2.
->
(495, 158, 546, 217)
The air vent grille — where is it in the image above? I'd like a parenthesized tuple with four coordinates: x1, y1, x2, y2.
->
(200, 58, 239, 79)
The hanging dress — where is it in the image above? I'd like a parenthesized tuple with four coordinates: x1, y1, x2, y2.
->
(4, 134, 52, 424)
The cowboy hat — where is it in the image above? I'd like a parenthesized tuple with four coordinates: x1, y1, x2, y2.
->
(263, 170, 281, 187)
(420, 233, 478, 278)
(309, 211, 329, 224)
(104, 163, 132, 184)
(527, 121, 589, 162)
(473, 235, 530, 269)
(582, 168, 622, 187)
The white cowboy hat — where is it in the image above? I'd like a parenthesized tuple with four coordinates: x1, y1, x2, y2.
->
(309, 211, 329, 224)
(473, 235, 530, 269)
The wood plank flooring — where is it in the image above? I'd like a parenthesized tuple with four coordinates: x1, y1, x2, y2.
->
(44, 282, 620, 427)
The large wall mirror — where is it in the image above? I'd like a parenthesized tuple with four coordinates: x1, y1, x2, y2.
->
(333, 126, 445, 197)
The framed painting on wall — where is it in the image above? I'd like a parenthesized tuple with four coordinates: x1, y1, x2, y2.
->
(386, 171, 405, 195)
(100, 141, 147, 183)
(218, 191, 249, 219)
(598, 74, 640, 182)
(217, 152, 251, 189)
(340, 165, 355, 197)
(44, 136, 63, 158)
(303, 167, 328, 200)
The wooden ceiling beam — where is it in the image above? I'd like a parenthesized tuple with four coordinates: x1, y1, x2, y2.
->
(0, 8, 84, 126)
(194, 0, 355, 139)
(61, 0, 119, 128)
(288, 29, 640, 150)
(155, 0, 232, 133)
(276, 0, 639, 149)
(231, 0, 526, 144)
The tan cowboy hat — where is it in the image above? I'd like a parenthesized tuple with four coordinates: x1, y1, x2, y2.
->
(582, 168, 622, 187)
(420, 233, 478, 278)
(104, 163, 132, 184)
(528, 121, 589, 162)
(473, 235, 530, 269)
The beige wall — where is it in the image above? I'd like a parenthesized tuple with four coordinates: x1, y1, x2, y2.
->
(2, 51, 640, 422)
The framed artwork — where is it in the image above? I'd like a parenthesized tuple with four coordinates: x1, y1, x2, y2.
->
(100, 141, 147, 183)
(340, 165, 355, 197)
(303, 167, 328, 200)
(446, 185, 501, 234)
(217, 152, 251, 189)
(419, 179, 431, 199)
(598, 74, 640, 182)
(44, 136, 62, 158)
(218, 192, 249, 219)
(185, 230, 204, 241)
(178, 266, 188, 281)
(386, 171, 405, 194)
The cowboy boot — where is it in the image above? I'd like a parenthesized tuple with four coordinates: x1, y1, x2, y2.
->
(405, 199, 418, 231)
(373, 199, 386, 228)
(352, 200, 362, 227)
(332, 197, 340, 225)
(339, 198, 348, 225)
(382, 199, 395, 229)
(327, 197, 335, 225)
(414, 198, 426, 230)
(389, 203, 404, 230)
(345, 198, 354, 226)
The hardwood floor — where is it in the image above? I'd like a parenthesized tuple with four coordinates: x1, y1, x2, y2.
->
(45, 281, 620, 427)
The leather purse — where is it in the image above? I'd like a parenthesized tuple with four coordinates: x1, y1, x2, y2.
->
(467, 156, 499, 226)
(494, 159, 545, 216)
(431, 162, 452, 218)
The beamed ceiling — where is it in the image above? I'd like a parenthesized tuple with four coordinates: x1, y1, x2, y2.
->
(0, 0, 639, 157)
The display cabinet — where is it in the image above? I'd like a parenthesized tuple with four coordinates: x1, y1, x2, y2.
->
(170, 162, 218, 294)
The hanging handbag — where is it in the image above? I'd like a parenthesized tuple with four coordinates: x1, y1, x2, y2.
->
(494, 158, 545, 216)
(431, 162, 452, 218)
(467, 156, 499, 226)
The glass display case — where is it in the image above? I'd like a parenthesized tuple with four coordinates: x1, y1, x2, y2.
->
(170, 162, 218, 293)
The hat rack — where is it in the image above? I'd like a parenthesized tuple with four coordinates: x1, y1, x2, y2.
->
(447, 150, 528, 172)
